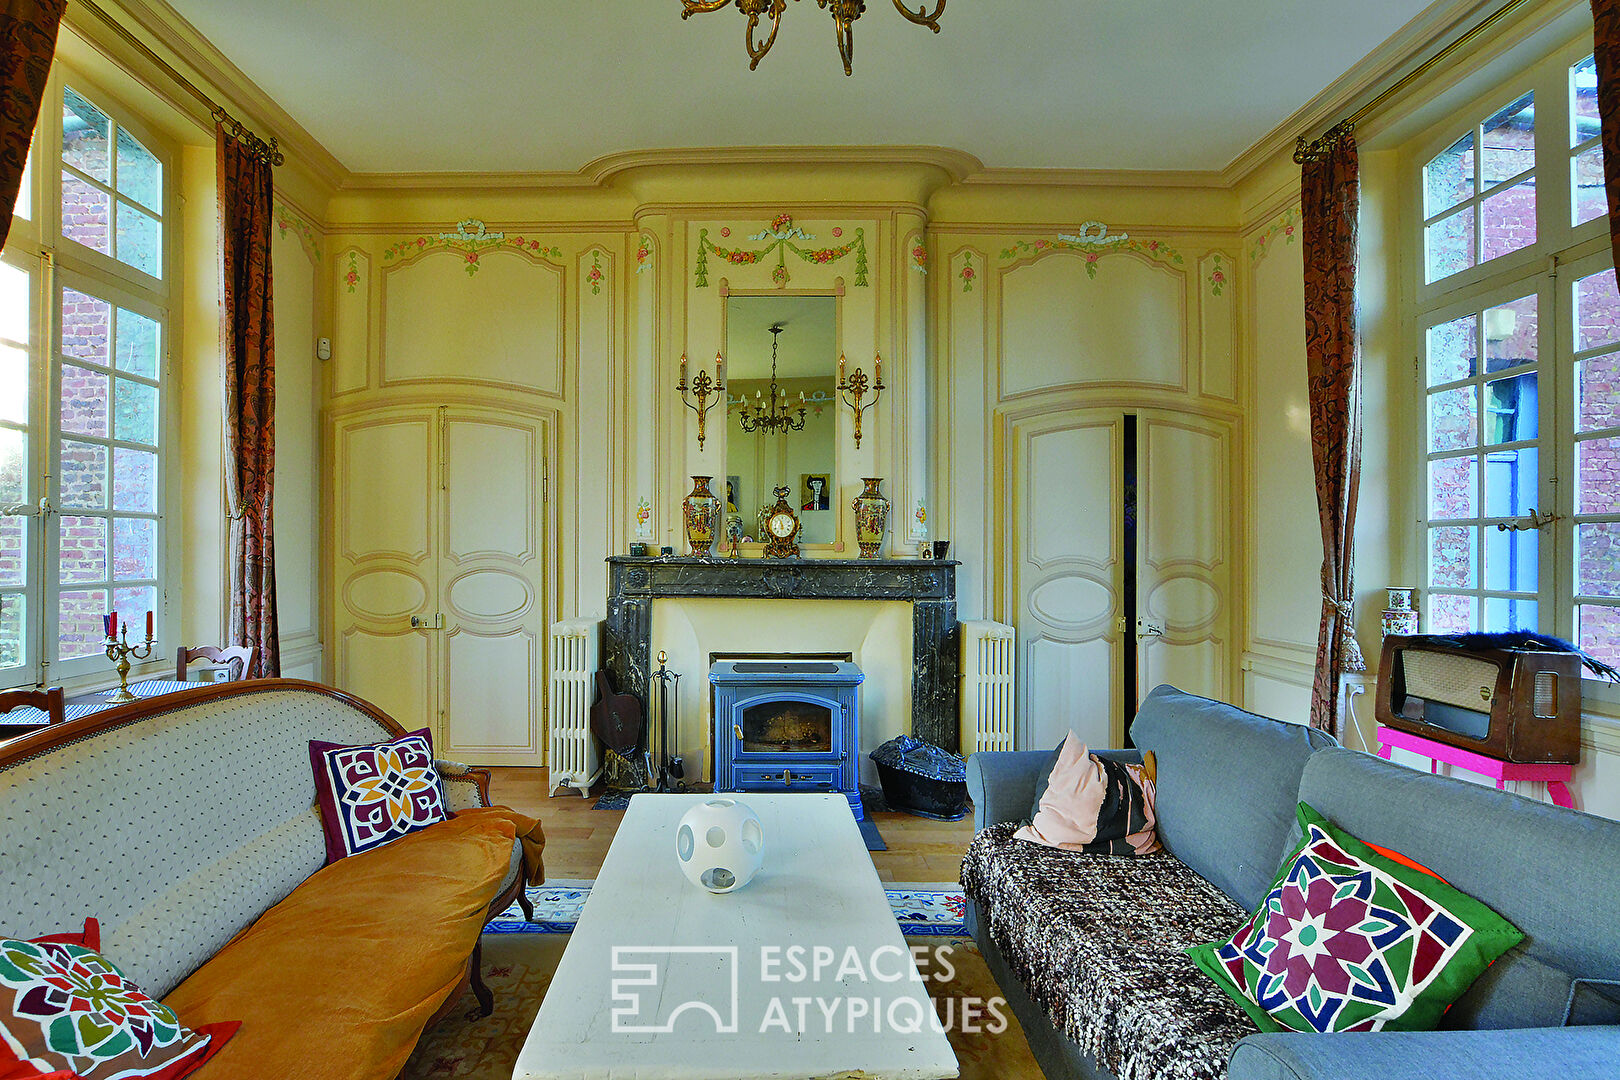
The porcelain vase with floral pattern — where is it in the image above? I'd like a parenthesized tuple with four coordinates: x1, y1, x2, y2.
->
(683, 476, 722, 557)
(851, 478, 890, 558)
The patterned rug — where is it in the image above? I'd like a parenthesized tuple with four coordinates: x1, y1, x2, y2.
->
(485, 880, 968, 936)
(400, 933, 1041, 1080)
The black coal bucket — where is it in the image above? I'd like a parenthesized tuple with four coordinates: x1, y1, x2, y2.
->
(869, 735, 969, 821)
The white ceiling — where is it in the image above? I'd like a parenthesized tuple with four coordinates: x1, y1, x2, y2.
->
(162, 0, 1437, 175)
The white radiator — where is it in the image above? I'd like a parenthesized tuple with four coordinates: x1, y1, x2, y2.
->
(548, 618, 603, 797)
(960, 620, 1016, 755)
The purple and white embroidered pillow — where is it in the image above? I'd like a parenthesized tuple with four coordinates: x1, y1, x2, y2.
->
(309, 729, 449, 862)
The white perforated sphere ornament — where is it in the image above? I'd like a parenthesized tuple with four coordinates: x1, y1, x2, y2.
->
(675, 798, 765, 893)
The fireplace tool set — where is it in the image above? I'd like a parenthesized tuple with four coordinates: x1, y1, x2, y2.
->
(590, 655, 685, 794)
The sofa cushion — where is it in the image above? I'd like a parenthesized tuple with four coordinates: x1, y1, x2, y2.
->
(1016, 733, 1159, 855)
(1296, 747, 1620, 1030)
(161, 808, 523, 1080)
(961, 821, 1257, 1080)
(309, 728, 449, 862)
(1130, 685, 1339, 911)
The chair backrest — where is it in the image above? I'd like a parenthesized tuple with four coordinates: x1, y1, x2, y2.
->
(0, 686, 63, 725)
(176, 645, 256, 682)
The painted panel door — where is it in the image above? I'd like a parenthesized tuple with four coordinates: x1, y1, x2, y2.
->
(1136, 411, 1232, 705)
(332, 410, 437, 733)
(1010, 412, 1123, 752)
(438, 409, 548, 765)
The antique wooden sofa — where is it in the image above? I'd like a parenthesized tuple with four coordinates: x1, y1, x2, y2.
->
(0, 679, 543, 1079)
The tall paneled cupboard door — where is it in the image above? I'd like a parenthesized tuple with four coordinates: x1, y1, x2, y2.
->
(332, 406, 549, 766)
(1009, 408, 1232, 752)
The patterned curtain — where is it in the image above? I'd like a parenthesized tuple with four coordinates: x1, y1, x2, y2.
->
(1595, 0, 1620, 286)
(0, 0, 65, 248)
(218, 125, 279, 677)
(1299, 122, 1367, 736)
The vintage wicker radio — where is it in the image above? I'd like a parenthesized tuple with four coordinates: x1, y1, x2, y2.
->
(1375, 634, 1582, 765)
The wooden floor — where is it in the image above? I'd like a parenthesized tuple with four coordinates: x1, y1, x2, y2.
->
(487, 767, 975, 884)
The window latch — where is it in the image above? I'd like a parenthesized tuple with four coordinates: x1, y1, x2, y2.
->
(1, 496, 49, 517)
(1496, 508, 1561, 532)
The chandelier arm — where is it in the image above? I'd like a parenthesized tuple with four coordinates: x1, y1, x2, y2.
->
(890, 0, 944, 31)
(681, 0, 734, 17)
(833, 12, 854, 76)
(744, 0, 786, 70)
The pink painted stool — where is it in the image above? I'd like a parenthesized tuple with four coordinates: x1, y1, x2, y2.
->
(1376, 725, 1575, 809)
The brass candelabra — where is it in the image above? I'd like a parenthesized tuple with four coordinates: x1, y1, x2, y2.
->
(677, 352, 726, 450)
(836, 353, 885, 449)
(104, 621, 155, 704)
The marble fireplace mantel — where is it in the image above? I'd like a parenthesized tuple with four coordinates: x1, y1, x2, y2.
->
(603, 556, 960, 750)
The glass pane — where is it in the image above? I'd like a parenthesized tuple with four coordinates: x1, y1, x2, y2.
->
(113, 516, 155, 580)
(1426, 205, 1476, 282)
(61, 288, 111, 366)
(1579, 352, 1620, 434)
(0, 344, 25, 425)
(1428, 385, 1478, 452)
(61, 172, 111, 255)
(112, 585, 155, 633)
(1575, 56, 1600, 145)
(1485, 597, 1538, 632)
(57, 514, 106, 584)
(1579, 436, 1620, 514)
(1482, 94, 1535, 186)
(15, 136, 30, 223)
(1481, 180, 1537, 262)
(56, 587, 108, 660)
(114, 378, 157, 446)
(1484, 446, 1537, 518)
(1429, 455, 1479, 519)
(1579, 523, 1620, 599)
(1429, 526, 1477, 588)
(115, 127, 161, 211)
(58, 438, 107, 509)
(59, 363, 109, 437)
(1430, 593, 1477, 634)
(1579, 604, 1620, 671)
(0, 517, 21, 586)
(1574, 144, 1606, 226)
(1425, 131, 1475, 217)
(116, 307, 159, 378)
(0, 261, 29, 344)
(115, 202, 161, 278)
(1484, 371, 1538, 444)
(0, 592, 23, 669)
(1427, 314, 1477, 385)
(1577, 269, 1620, 353)
(1484, 294, 1537, 374)
(1485, 524, 1538, 593)
(61, 88, 111, 184)
(111, 445, 156, 512)
(0, 426, 22, 502)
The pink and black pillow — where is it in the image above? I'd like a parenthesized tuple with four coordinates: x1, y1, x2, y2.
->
(308, 728, 449, 863)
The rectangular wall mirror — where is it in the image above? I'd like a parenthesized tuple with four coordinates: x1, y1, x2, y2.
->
(724, 295, 838, 546)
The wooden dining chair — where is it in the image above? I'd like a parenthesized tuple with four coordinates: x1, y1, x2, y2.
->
(0, 686, 64, 729)
(176, 645, 257, 682)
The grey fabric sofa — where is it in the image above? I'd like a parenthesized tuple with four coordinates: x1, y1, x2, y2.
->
(964, 684, 1620, 1080)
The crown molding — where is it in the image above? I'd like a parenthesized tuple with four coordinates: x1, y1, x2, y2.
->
(958, 167, 1227, 189)
(91, 0, 348, 191)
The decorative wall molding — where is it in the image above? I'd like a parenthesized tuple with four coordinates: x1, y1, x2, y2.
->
(999, 227, 1185, 279)
(1206, 252, 1229, 297)
(910, 239, 928, 275)
(694, 215, 869, 288)
(1248, 206, 1301, 267)
(958, 251, 976, 293)
(273, 201, 321, 263)
(635, 232, 654, 275)
(381, 219, 564, 276)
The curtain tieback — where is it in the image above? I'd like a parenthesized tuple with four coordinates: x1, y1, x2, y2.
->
(1323, 593, 1368, 673)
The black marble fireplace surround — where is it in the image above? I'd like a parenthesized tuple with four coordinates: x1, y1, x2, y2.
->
(604, 556, 960, 750)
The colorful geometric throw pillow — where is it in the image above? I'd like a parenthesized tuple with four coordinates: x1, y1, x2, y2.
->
(1015, 732, 1160, 855)
(0, 919, 236, 1079)
(1187, 803, 1523, 1034)
(309, 728, 449, 863)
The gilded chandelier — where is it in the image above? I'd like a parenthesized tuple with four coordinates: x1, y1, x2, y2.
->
(737, 325, 807, 436)
(681, 0, 946, 76)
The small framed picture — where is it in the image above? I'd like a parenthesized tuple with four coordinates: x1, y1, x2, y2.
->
(726, 476, 742, 515)
(801, 474, 830, 511)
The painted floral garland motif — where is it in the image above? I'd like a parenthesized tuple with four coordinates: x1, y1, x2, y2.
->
(1250, 206, 1300, 267)
(587, 251, 605, 295)
(635, 233, 654, 275)
(959, 253, 976, 292)
(911, 240, 928, 275)
(343, 250, 360, 294)
(1207, 252, 1229, 297)
(382, 219, 563, 277)
(273, 202, 320, 262)
(694, 214, 868, 288)
(1000, 222, 1184, 280)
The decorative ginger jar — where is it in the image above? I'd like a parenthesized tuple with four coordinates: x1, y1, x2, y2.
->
(682, 476, 721, 557)
(1382, 587, 1419, 639)
(676, 798, 764, 893)
(851, 477, 890, 558)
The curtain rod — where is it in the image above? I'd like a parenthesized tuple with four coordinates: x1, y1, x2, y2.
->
(72, 0, 283, 166)
(1296, 0, 1539, 162)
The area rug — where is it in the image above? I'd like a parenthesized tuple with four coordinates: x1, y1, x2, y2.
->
(485, 881, 967, 936)
(400, 933, 1041, 1080)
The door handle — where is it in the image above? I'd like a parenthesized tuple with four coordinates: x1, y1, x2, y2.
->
(410, 613, 444, 630)
(1136, 621, 1165, 640)
(734, 724, 744, 741)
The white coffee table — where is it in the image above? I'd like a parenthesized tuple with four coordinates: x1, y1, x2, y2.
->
(513, 793, 959, 1080)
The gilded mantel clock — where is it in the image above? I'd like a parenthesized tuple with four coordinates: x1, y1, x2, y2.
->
(761, 486, 802, 559)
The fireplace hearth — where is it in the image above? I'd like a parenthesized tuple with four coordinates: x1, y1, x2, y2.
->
(710, 660, 865, 819)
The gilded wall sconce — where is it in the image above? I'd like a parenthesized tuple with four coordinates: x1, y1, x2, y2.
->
(836, 353, 884, 449)
(677, 351, 726, 450)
